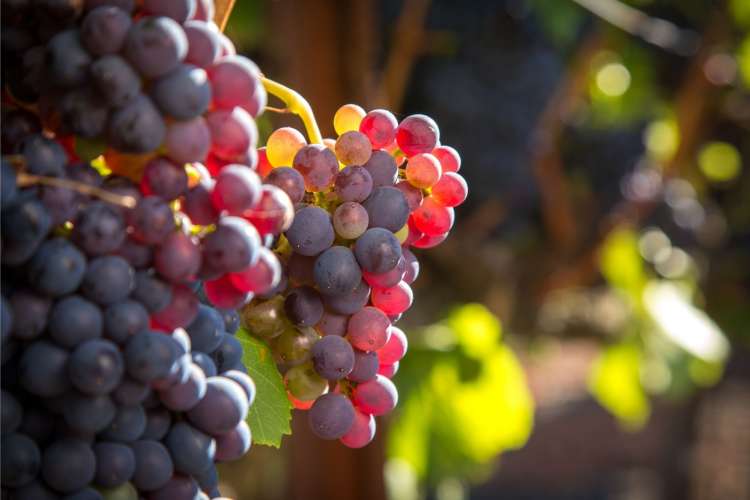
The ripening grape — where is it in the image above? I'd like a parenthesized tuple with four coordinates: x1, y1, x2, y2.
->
(308, 393, 355, 440)
(151, 64, 212, 120)
(184, 20, 221, 68)
(207, 55, 266, 117)
(240, 296, 288, 340)
(333, 202, 369, 240)
(243, 184, 294, 236)
(140, 157, 188, 201)
(363, 150, 398, 188)
(311, 333, 355, 380)
(284, 362, 328, 401)
(402, 248, 420, 284)
(333, 104, 366, 136)
(153, 231, 201, 284)
(430, 171, 468, 207)
(142, 0, 195, 23)
(264, 166, 306, 204)
(371, 281, 413, 315)
(314, 311, 349, 337)
(285, 206, 335, 256)
(377, 326, 408, 365)
(187, 377, 249, 436)
(201, 216, 261, 273)
(124, 16, 188, 79)
(339, 408, 376, 448)
(229, 247, 282, 294)
(284, 286, 324, 327)
(359, 109, 398, 149)
(347, 349, 379, 383)
(313, 246, 362, 296)
(352, 374, 398, 416)
(347, 306, 391, 352)
(322, 279, 371, 315)
(205, 107, 258, 163)
(362, 186, 410, 232)
(293, 144, 339, 192)
(394, 180, 424, 212)
(363, 255, 406, 289)
(271, 326, 318, 366)
(432, 145, 461, 173)
(204, 274, 251, 310)
(334, 165, 373, 202)
(335, 131, 372, 166)
(396, 114, 440, 157)
(165, 117, 212, 164)
(412, 231, 449, 249)
(411, 197, 455, 236)
(405, 153, 441, 189)
(89, 55, 141, 107)
(214, 421, 252, 462)
(266, 127, 306, 167)
(211, 165, 262, 215)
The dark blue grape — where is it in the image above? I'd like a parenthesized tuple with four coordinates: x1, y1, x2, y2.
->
(124, 331, 179, 383)
(353, 227, 402, 274)
(82, 256, 135, 305)
(19, 340, 71, 397)
(1, 160, 18, 209)
(222, 370, 256, 406)
(362, 186, 410, 232)
(1, 390, 22, 433)
(103, 300, 149, 344)
(148, 474, 201, 500)
(90, 55, 142, 107)
(48, 295, 102, 348)
(67, 162, 103, 187)
(124, 16, 188, 79)
(219, 308, 240, 335)
(151, 64, 211, 120)
(1, 433, 40, 487)
(58, 87, 109, 138)
(191, 351, 217, 377)
(100, 404, 146, 442)
(41, 439, 96, 493)
(115, 237, 153, 269)
(39, 183, 79, 225)
(164, 421, 215, 475)
(85, 0, 135, 12)
(214, 420, 251, 462)
(284, 286, 324, 327)
(186, 377, 248, 436)
(311, 335, 355, 380)
(73, 201, 127, 256)
(1, 198, 52, 266)
(132, 270, 172, 312)
(112, 377, 150, 406)
(107, 94, 166, 154)
(8, 290, 50, 340)
(363, 150, 398, 187)
(334, 165, 373, 202)
(322, 279, 371, 315)
(210, 333, 242, 373)
(313, 246, 362, 296)
(93, 441, 135, 488)
(141, 408, 171, 440)
(27, 237, 86, 296)
(308, 393, 355, 440)
(347, 349, 379, 382)
(195, 464, 218, 493)
(159, 362, 206, 411)
(11, 481, 58, 500)
(19, 407, 55, 445)
(81, 5, 132, 55)
(201, 216, 260, 274)
(284, 206, 335, 256)
(141, 157, 188, 201)
(2, 110, 40, 156)
(64, 486, 104, 500)
(45, 30, 91, 88)
(68, 339, 124, 395)
(128, 196, 175, 245)
(63, 393, 116, 434)
(130, 440, 173, 492)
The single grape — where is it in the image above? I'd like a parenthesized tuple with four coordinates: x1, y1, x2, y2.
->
(203, 274, 252, 310)
(1, 109, 40, 154)
(308, 393, 355, 440)
(405, 153, 442, 189)
(314, 311, 349, 337)
(8, 290, 50, 340)
(363, 150, 398, 188)
(293, 144, 339, 192)
(377, 325, 408, 366)
(81, 5, 132, 55)
(266, 127, 306, 167)
(221, 370, 256, 405)
(322, 279, 371, 315)
(130, 440, 174, 492)
(211, 164, 262, 215)
(100, 404, 147, 442)
(58, 87, 108, 138)
(48, 295, 102, 348)
(41, 439, 96, 493)
(165, 117, 212, 164)
(112, 377, 151, 405)
(183, 182, 218, 225)
(151, 64, 211, 120)
(72, 201, 126, 256)
(39, 183, 79, 226)
(371, 281, 413, 315)
(1, 198, 52, 266)
(243, 184, 294, 236)
(18, 134, 66, 177)
(201, 216, 261, 273)
(411, 197, 455, 235)
(311, 334, 355, 380)
(313, 246, 362, 296)
(129, 196, 176, 245)
(148, 474, 201, 500)
(335, 131, 372, 166)
(431, 171, 468, 207)
(264, 166, 305, 204)
(395, 114, 439, 157)
(210, 333, 243, 373)
(153, 231, 201, 284)
(107, 94, 166, 154)
(1, 433, 41, 487)
(359, 109, 398, 149)
(214, 420, 251, 462)
(284, 362, 327, 401)
(90, 55, 141, 108)
(363, 255, 405, 289)
(394, 180, 423, 212)
(432, 145, 461, 173)
(333, 104, 366, 135)
(45, 30, 91, 87)
(206, 55, 266, 117)
(62, 393, 116, 434)
(124, 331, 179, 383)
(285, 206, 335, 256)
(271, 326, 318, 366)
(339, 408, 376, 449)
(186, 377, 249, 436)
(240, 295, 288, 340)
(284, 286, 324, 327)
(140, 157, 188, 201)
(184, 20, 221, 68)
(164, 421, 216, 475)
(352, 374, 398, 415)
(132, 270, 172, 312)
(205, 107, 258, 163)
(82, 256, 135, 306)
(93, 441, 135, 488)
(229, 246, 281, 294)
(151, 284, 199, 330)
(124, 16, 188, 79)
(347, 349, 379, 383)
(347, 306, 391, 352)
(68, 339, 124, 396)
(362, 186, 410, 232)
(334, 165, 373, 202)
(353, 227, 402, 274)
(186, 304, 225, 353)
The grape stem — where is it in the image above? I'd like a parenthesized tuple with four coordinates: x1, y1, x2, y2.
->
(15, 171, 137, 209)
(261, 77, 324, 145)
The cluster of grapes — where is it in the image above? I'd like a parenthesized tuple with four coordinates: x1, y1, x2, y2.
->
(242, 104, 468, 447)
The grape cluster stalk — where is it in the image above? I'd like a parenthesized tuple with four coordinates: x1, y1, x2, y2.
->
(0, 0, 292, 498)
(242, 104, 468, 447)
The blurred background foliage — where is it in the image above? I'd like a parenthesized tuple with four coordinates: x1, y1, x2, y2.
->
(220, 0, 750, 499)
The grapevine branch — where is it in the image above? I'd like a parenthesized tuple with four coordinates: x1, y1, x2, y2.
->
(16, 172, 137, 208)
(261, 77, 324, 146)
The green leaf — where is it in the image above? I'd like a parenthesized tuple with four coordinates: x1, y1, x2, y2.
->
(237, 329, 291, 447)
(600, 228, 646, 301)
(446, 303, 502, 359)
(589, 342, 649, 429)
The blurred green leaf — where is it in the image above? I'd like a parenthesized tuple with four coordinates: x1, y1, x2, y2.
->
(446, 303, 502, 358)
(589, 342, 650, 428)
(600, 228, 646, 301)
(737, 35, 750, 88)
(730, 0, 750, 29)
(238, 329, 292, 447)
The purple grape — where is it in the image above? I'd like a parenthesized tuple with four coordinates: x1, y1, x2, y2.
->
(200, 216, 260, 274)
(285, 206, 335, 256)
(45, 30, 91, 87)
(185, 304, 225, 354)
(154, 231, 201, 284)
(1, 198, 52, 266)
(73, 201, 126, 255)
(159, 362, 207, 411)
(184, 20, 220, 68)
(124, 16, 188, 79)
(214, 420, 251, 462)
(164, 421, 215, 475)
(334, 165, 373, 202)
(311, 335, 355, 380)
(62, 393, 116, 434)
(165, 117, 211, 164)
(58, 88, 109, 138)
(68, 339, 124, 396)
(81, 5, 132, 55)
(132, 270, 172, 312)
(362, 186, 410, 232)
(183, 182, 218, 226)
(210, 333, 242, 373)
(48, 295, 103, 348)
(151, 64, 211, 120)
(8, 290, 51, 340)
(90, 55, 142, 107)
(363, 150, 398, 187)
(129, 196, 175, 245)
(353, 227, 402, 274)
(130, 440, 173, 492)
(18, 134, 66, 176)
(112, 376, 151, 405)
(1, 433, 41, 488)
(41, 439, 96, 493)
(124, 331, 179, 383)
(222, 370, 255, 405)
(186, 377, 248, 436)
(141, 157, 188, 201)
(347, 349, 379, 382)
(284, 286, 324, 327)
(322, 279, 371, 315)
(313, 246, 362, 296)
(93, 441, 135, 487)
(308, 393, 355, 440)
(108, 94, 166, 154)
(141, 408, 171, 440)
(264, 166, 305, 204)
(27, 238, 86, 296)
(82, 256, 135, 305)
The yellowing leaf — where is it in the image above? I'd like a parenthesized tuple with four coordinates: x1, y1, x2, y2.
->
(589, 342, 649, 429)
(600, 228, 646, 300)
(446, 303, 502, 358)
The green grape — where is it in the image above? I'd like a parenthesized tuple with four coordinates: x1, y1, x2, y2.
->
(241, 295, 288, 340)
(271, 326, 319, 367)
(284, 362, 328, 401)
(98, 482, 138, 500)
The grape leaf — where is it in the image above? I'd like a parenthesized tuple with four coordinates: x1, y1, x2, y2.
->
(237, 329, 291, 447)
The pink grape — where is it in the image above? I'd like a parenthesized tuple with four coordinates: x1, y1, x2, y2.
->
(362, 256, 405, 289)
(217, 31, 236, 57)
(347, 306, 390, 352)
(183, 20, 221, 68)
(395, 114, 439, 157)
(359, 109, 398, 149)
(405, 153, 441, 189)
(411, 197, 455, 235)
(211, 165, 262, 216)
(154, 231, 202, 284)
(394, 181, 423, 212)
(165, 117, 211, 164)
(293, 144, 338, 192)
(377, 326, 407, 365)
(378, 362, 399, 378)
(264, 166, 305, 204)
(432, 145, 461, 173)
(431, 172, 468, 207)
(340, 408, 376, 449)
(314, 312, 349, 337)
(412, 231, 449, 249)
(402, 248, 419, 284)
(204, 275, 252, 309)
(334, 131, 372, 166)
(256, 147, 273, 178)
(332, 202, 368, 240)
(140, 157, 188, 201)
(242, 185, 294, 236)
(371, 281, 413, 315)
(205, 107, 258, 163)
(229, 247, 281, 294)
(152, 284, 199, 331)
(352, 375, 398, 416)
(192, 0, 214, 22)
(206, 55, 266, 117)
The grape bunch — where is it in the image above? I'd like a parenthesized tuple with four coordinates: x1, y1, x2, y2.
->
(242, 105, 468, 447)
